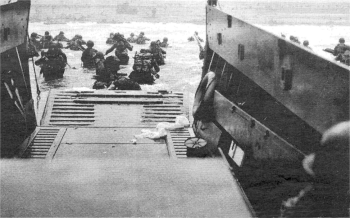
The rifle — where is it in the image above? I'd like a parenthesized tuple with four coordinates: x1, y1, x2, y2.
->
(193, 33, 204, 53)
(323, 48, 335, 55)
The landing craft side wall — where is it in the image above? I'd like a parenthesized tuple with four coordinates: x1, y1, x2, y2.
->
(206, 6, 349, 134)
(0, 1, 31, 53)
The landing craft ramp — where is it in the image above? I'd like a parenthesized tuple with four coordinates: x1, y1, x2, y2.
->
(7, 89, 254, 217)
(18, 90, 192, 159)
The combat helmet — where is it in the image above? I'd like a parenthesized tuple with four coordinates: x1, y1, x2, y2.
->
(94, 52, 104, 60)
(59, 31, 64, 35)
(45, 31, 50, 35)
(303, 40, 309, 46)
(339, 38, 345, 43)
(163, 37, 168, 42)
(31, 32, 39, 38)
(130, 33, 134, 36)
(87, 40, 94, 48)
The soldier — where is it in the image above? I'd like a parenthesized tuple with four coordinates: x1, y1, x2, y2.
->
(53, 31, 69, 42)
(66, 34, 86, 51)
(105, 33, 133, 65)
(136, 32, 150, 44)
(280, 121, 350, 217)
(290, 36, 300, 44)
(127, 33, 136, 43)
(41, 31, 53, 49)
(108, 77, 141, 90)
(81, 40, 98, 69)
(129, 57, 160, 85)
(28, 32, 42, 57)
(30, 32, 42, 50)
(141, 41, 166, 65)
(106, 33, 115, 44)
(35, 42, 67, 81)
(92, 52, 110, 89)
(159, 37, 169, 48)
(333, 38, 350, 65)
(334, 38, 350, 56)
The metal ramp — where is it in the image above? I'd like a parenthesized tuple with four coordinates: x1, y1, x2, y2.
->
(21, 90, 192, 159)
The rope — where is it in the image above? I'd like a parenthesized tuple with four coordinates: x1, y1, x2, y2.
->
(15, 46, 29, 95)
(208, 52, 215, 72)
(31, 57, 41, 97)
(27, 34, 41, 96)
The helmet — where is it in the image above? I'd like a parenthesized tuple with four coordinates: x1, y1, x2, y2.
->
(94, 52, 104, 59)
(339, 38, 345, 43)
(78, 35, 83, 39)
(163, 37, 168, 42)
(31, 32, 39, 38)
(140, 32, 144, 35)
(303, 40, 309, 46)
(59, 31, 64, 35)
(49, 42, 58, 49)
(150, 41, 156, 46)
(87, 40, 94, 47)
(131, 33, 134, 36)
(195, 31, 198, 35)
(45, 31, 49, 35)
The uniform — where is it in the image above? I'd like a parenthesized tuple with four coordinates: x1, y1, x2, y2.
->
(35, 43, 67, 81)
(127, 33, 136, 43)
(81, 48, 98, 69)
(105, 35, 133, 65)
(106, 33, 115, 45)
(67, 35, 86, 51)
(159, 37, 169, 48)
(129, 58, 160, 85)
(136, 32, 150, 44)
(108, 77, 141, 90)
(41, 31, 53, 49)
(53, 31, 69, 42)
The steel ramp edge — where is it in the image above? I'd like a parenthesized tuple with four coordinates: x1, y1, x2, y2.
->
(166, 128, 195, 158)
(18, 127, 66, 159)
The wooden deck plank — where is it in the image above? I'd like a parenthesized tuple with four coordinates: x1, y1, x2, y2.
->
(52, 111, 94, 114)
(144, 105, 181, 108)
(50, 118, 95, 121)
(76, 93, 163, 98)
(52, 107, 94, 111)
(53, 104, 94, 107)
(51, 115, 95, 118)
(73, 98, 164, 104)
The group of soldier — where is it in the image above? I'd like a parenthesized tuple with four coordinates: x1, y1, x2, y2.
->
(29, 29, 171, 90)
(89, 31, 169, 90)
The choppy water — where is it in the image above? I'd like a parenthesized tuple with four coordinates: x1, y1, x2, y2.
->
(28, 22, 347, 120)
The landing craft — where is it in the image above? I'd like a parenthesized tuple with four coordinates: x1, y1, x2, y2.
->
(1, 0, 349, 217)
(194, 0, 349, 216)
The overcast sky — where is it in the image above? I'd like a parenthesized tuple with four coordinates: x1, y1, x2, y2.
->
(2, 0, 348, 5)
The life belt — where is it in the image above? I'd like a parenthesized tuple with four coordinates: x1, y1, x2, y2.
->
(192, 71, 217, 120)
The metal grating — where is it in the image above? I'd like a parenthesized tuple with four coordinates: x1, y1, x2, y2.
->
(141, 92, 185, 124)
(168, 129, 192, 158)
(50, 92, 95, 126)
(22, 128, 60, 159)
